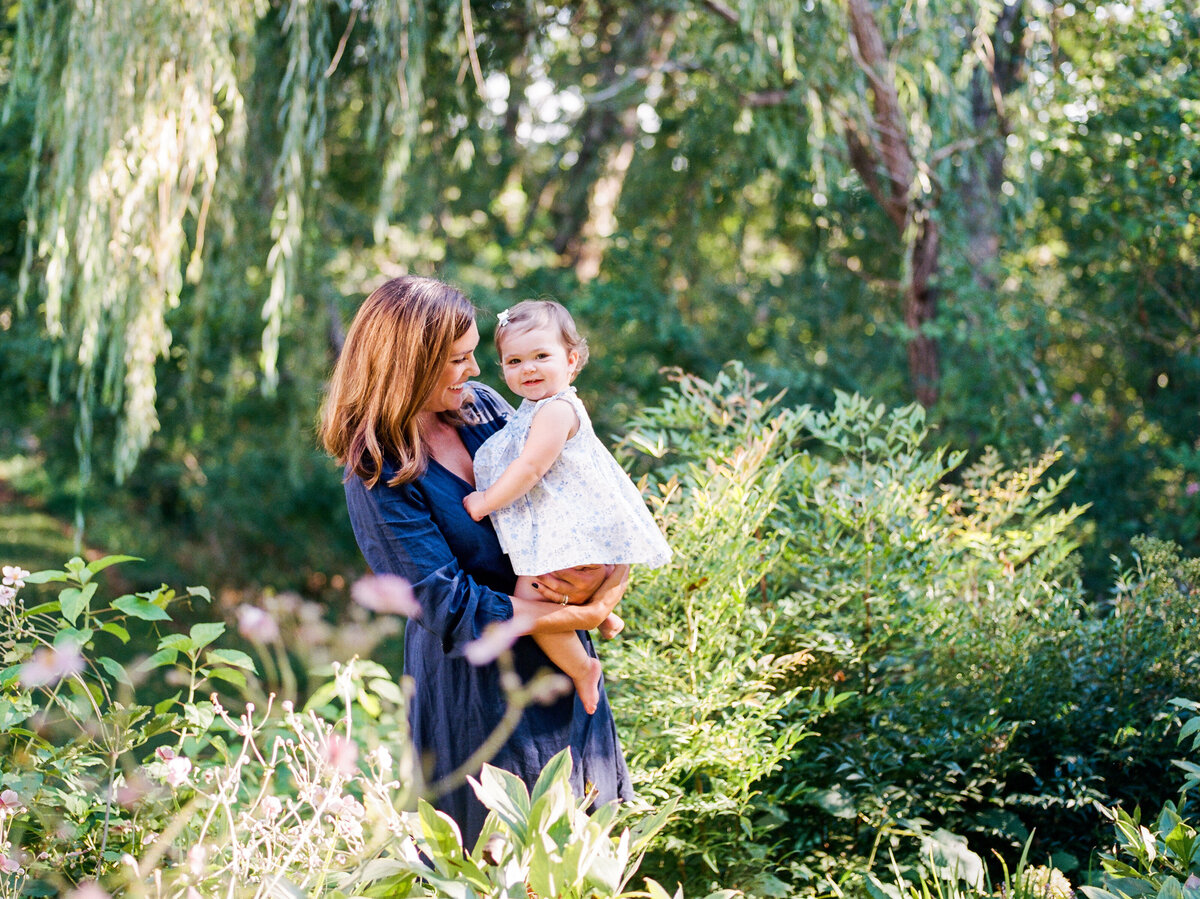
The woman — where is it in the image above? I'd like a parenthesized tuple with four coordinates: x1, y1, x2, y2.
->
(319, 274, 632, 846)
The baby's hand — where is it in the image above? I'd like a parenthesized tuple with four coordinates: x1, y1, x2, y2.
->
(463, 491, 490, 522)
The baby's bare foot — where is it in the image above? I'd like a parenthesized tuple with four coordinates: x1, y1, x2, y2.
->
(598, 615, 624, 640)
(575, 657, 603, 715)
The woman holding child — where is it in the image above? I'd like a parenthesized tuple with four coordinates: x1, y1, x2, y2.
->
(318, 274, 638, 846)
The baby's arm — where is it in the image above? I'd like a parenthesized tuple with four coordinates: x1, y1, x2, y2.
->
(464, 399, 579, 521)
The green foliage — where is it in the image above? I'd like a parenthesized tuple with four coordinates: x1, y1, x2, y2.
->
(608, 366, 849, 892)
(601, 366, 1200, 897)
(0, 556, 669, 897)
(1077, 698, 1200, 899)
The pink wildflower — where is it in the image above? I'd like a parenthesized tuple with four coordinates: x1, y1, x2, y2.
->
(324, 734, 359, 777)
(236, 605, 280, 643)
(1070, 392, 1083, 405)
(154, 746, 193, 787)
(1184, 875, 1199, 891)
(463, 615, 532, 666)
(20, 644, 85, 687)
(0, 854, 23, 875)
(351, 574, 420, 617)
(0, 789, 22, 815)
(165, 756, 192, 787)
(0, 585, 15, 606)
(2, 566, 30, 588)
(1186, 482, 1199, 497)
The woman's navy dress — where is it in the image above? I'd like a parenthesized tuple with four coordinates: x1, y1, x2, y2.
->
(343, 383, 632, 847)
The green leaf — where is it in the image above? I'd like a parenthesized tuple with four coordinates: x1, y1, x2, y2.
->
(417, 800, 465, 871)
(97, 656, 133, 687)
(188, 621, 225, 652)
(113, 594, 172, 621)
(159, 633, 195, 652)
(530, 747, 573, 807)
(207, 649, 256, 672)
(470, 764, 531, 840)
(303, 681, 341, 712)
(22, 601, 62, 615)
(100, 622, 131, 643)
(86, 555, 142, 575)
(356, 688, 382, 718)
(24, 570, 69, 584)
(206, 667, 247, 690)
(187, 585, 212, 602)
(141, 648, 179, 671)
(59, 582, 98, 625)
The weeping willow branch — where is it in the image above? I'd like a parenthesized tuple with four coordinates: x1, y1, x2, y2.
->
(16, 0, 251, 482)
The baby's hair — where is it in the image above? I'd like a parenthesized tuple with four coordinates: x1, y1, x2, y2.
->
(494, 300, 590, 373)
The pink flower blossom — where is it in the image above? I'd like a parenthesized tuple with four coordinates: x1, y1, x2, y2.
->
(1186, 482, 1199, 497)
(259, 795, 283, 819)
(324, 734, 359, 777)
(155, 746, 193, 786)
(1070, 392, 1083, 405)
(0, 585, 16, 606)
(236, 605, 280, 643)
(351, 574, 420, 618)
(1184, 875, 1199, 891)
(0, 854, 23, 875)
(20, 644, 85, 687)
(463, 615, 532, 666)
(2, 566, 30, 588)
(165, 756, 192, 787)
(0, 789, 22, 815)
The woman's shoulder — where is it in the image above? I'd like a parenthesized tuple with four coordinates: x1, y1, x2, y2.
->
(462, 382, 514, 425)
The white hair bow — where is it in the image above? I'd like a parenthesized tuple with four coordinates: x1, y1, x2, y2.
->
(496, 309, 511, 327)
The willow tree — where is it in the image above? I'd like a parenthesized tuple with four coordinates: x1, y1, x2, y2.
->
(7, 0, 435, 494)
(676, 0, 1038, 408)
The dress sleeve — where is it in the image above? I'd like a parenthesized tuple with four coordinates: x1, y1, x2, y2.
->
(345, 473, 515, 657)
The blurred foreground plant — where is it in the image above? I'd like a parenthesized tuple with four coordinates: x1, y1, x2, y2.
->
(0, 556, 676, 897)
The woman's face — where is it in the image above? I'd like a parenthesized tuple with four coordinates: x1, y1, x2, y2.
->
(423, 320, 481, 414)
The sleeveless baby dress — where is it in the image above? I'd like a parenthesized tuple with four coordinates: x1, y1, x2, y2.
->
(473, 388, 672, 576)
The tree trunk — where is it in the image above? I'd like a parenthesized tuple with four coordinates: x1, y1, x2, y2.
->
(844, 0, 942, 406)
(906, 214, 941, 407)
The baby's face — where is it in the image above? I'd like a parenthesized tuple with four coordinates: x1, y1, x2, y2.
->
(497, 325, 579, 402)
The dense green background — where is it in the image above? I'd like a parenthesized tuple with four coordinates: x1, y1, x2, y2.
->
(0, 1, 1198, 894)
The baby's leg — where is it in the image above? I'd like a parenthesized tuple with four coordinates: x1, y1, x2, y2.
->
(514, 575, 602, 715)
(598, 612, 624, 640)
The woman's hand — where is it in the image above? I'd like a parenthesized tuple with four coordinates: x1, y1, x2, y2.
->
(531, 564, 606, 606)
(515, 564, 629, 634)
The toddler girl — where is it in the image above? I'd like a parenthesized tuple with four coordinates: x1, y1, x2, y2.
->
(463, 300, 671, 714)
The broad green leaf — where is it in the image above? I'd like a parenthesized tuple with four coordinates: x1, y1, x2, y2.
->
(187, 585, 212, 602)
(207, 649, 256, 672)
(59, 582, 98, 625)
(188, 621, 225, 652)
(86, 555, 142, 575)
(141, 648, 179, 670)
(113, 594, 171, 621)
(356, 687, 382, 718)
(159, 633, 195, 652)
(97, 656, 132, 687)
(470, 765, 531, 840)
(530, 747, 573, 807)
(417, 800, 464, 872)
(23, 570, 69, 584)
(100, 622, 131, 643)
(205, 667, 247, 690)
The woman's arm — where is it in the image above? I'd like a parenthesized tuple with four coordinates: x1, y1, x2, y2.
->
(463, 399, 578, 521)
(346, 473, 517, 656)
(512, 564, 629, 635)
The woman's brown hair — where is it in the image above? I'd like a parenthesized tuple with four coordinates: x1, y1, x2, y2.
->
(320, 275, 476, 488)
